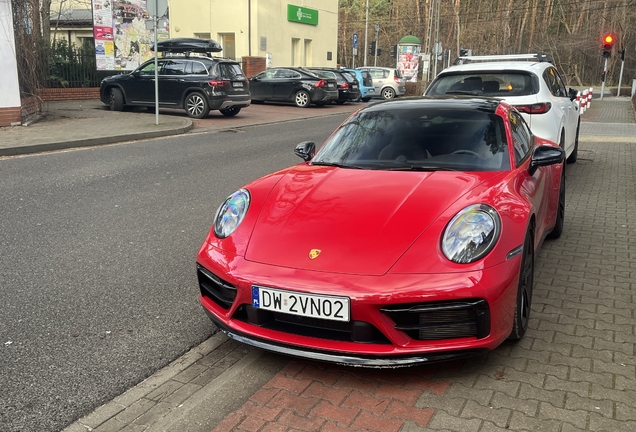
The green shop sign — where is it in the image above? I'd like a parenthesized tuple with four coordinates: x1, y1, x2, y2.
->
(287, 4, 319, 26)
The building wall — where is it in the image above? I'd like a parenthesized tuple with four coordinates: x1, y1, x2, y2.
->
(167, 0, 337, 67)
(254, 0, 338, 68)
(0, 0, 22, 126)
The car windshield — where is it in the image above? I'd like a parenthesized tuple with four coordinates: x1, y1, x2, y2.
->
(427, 72, 536, 96)
(311, 107, 510, 172)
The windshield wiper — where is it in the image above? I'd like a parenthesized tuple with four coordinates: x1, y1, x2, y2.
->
(311, 161, 364, 169)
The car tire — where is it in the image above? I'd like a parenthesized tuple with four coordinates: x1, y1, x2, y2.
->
(381, 87, 396, 100)
(509, 229, 534, 340)
(547, 166, 565, 239)
(109, 88, 124, 111)
(362, 97, 372, 102)
(220, 107, 241, 117)
(314, 102, 325, 107)
(185, 92, 210, 119)
(294, 90, 310, 108)
(566, 119, 579, 164)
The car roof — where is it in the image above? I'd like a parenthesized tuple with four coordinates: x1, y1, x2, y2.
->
(437, 61, 551, 75)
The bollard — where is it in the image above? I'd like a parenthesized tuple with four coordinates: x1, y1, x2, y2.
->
(581, 89, 588, 114)
(588, 87, 593, 109)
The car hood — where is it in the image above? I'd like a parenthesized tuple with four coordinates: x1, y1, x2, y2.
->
(244, 165, 497, 275)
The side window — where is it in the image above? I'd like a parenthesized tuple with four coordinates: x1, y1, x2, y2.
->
(383, 70, 390, 79)
(161, 60, 185, 76)
(190, 61, 209, 75)
(509, 110, 532, 165)
(542, 68, 562, 97)
(554, 70, 568, 97)
(137, 61, 157, 76)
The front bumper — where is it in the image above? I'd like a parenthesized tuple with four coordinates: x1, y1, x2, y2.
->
(197, 243, 521, 366)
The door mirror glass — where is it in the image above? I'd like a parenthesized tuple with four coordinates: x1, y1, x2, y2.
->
(568, 87, 578, 101)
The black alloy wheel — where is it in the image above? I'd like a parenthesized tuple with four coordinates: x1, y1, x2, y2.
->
(509, 230, 534, 340)
(185, 93, 210, 119)
(109, 88, 124, 111)
(547, 167, 565, 239)
(294, 90, 310, 108)
(220, 107, 241, 117)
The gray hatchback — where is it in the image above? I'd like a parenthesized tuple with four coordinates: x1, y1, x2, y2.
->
(356, 66, 406, 99)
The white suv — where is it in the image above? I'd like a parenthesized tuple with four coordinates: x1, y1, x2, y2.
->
(424, 54, 580, 163)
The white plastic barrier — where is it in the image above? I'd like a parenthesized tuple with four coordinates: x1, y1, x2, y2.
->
(588, 87, 593, 109)
(581, 89, 588, 114)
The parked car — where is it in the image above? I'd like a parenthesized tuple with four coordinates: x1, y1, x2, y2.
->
(196, 96, 565, 367)
(100, 41, 250, 119)
(424, 54, 580, 163)
(306, 68, 360, 104)
(343, 68, 375, 101)
(249, 67, 339, 108)
(356, 66, 406, 99)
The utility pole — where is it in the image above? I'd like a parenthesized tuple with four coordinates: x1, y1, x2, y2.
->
(600, 57, 608, 100)
(363, 0, 369, 66)
(374, 24, 379, 66)
(432, 0, 440, 78)
(617, 49, 625, 96)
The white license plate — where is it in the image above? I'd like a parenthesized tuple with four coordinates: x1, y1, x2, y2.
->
(328, 83, 335, 88)
(252, 286, 350, 322)
(232, 82, 244, 87)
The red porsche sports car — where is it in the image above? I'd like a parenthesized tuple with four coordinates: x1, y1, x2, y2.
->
(196, 97, 565, 367)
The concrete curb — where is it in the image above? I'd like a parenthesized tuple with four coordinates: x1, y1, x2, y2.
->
(0, 121, 193, 157)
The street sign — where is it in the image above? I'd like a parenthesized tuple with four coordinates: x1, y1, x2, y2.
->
(353, 33, 358, 48)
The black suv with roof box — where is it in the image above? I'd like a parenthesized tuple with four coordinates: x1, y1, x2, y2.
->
(100, 38, 250, 118)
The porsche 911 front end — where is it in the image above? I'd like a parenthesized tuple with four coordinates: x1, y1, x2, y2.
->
(196, 97, 564, 366)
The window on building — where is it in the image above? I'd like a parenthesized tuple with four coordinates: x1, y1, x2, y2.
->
(219, 33, 236, 60)
(292, 38, 301, 66)
(304, 39, 312, 66)
(194, 33, 211, 39)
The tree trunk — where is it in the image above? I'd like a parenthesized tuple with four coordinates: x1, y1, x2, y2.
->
(40, 0, 52, 46)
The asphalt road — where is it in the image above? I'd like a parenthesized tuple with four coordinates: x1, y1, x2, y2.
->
(0, 114, 349, 432)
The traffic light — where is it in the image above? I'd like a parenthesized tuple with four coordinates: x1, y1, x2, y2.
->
(369, 41, 376, 56)
(619, 49, 625, 61)
(390, 45, 397, 57)
(376, 49, 382, 56)
(602, 34, 614, 58)
(601, 71, 606, 82)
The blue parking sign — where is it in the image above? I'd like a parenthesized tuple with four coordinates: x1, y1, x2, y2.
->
(353, 33, 358, 48)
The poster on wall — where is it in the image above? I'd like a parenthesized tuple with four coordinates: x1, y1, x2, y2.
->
(91, 0, 169, 71)
(397, 45, 421, 82)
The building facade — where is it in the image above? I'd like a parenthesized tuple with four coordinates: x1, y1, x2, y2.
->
(170, 0, 338, 67)
(0, 0, 22, 126)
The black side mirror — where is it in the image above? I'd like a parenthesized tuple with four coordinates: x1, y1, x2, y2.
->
(568, 87, 578, 101)
(529, 145, 564, 176)
(294, 141, 315, 161)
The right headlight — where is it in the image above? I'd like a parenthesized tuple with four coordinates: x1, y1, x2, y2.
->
(213, 189, 250, 239)
(441, 204, 501, 264)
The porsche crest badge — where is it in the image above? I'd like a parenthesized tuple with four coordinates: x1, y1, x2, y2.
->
(309, 249, 321, 259)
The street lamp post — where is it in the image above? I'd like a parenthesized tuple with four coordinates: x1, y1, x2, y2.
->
(153, 0, 159, 125)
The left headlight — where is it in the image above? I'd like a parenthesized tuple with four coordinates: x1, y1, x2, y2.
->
(213, 189, 251, 238)
(441, 204, 501, 264)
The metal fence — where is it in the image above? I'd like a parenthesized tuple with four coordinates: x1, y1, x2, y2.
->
(41, 43, 119, 88)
